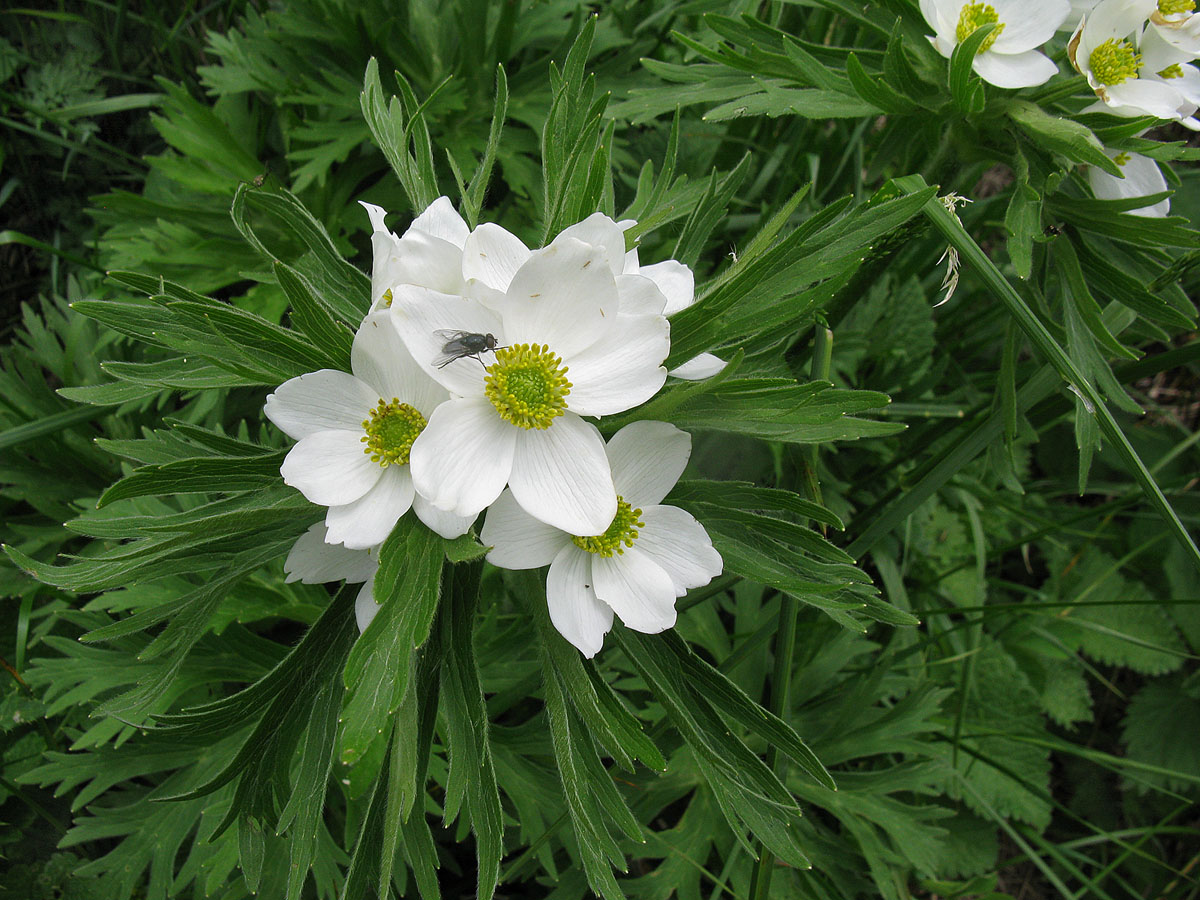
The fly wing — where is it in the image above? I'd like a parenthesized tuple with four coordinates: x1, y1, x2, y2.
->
(433, 329, 470, 342)
(433, 337, 471, 368)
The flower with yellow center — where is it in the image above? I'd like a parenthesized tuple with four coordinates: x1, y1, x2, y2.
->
(1070, 0, 1200, 124)
(391, 234, 671, 536)
(920, 0, 1069, 87)
(265, 311, 475, 548)
(481, 421, 723, 657)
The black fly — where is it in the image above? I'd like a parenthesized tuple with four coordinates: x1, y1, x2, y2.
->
(433, 330, 501, 368)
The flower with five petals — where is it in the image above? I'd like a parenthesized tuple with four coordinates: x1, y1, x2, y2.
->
(265, 310, 474, 547)
(481, 421, 722, 657)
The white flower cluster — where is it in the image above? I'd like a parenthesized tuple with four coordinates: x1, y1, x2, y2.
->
(1069, 0, 1197, 215)
(270, 199, 724, 656)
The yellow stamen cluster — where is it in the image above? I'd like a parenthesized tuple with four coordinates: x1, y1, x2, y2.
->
(1113, 151, 1132, 166)
(571, 498, 644, 557)
(1158, 0, 1195, 15)
(361, 398, 426, 466)
(484, 343, 571, 430)
(381, 289, 394, 308)
(956, 2, 1005, 53)
(1089, 38, 1142, 86)
(1157, 63, 1185, 79)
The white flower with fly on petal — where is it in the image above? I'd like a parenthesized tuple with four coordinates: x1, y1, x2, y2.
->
(921, 0, 1070, 88)
(390, 232, 671, 537)
(481, 421, 722, 658)
(265, 310, 474, 548)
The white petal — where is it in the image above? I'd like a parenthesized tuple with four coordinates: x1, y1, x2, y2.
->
(623, 246, 640, 274)
(974, 49, 1060, 87)
(462, 223, 531, 292)
(636, 505, 723, 597)
(406, 196, 469, 248)
(354, 575, 380, 633)
(1107, 78, 1191, 118)
(546, 546, 612, 657)
(592, 548, 678, 634)
(351, 312, 447, 418)
(605, 420, 691, 508)
(668, 353, 727, 381)
(481, 488, 572, 569)
(1088, 152, 1170, 216)
(284, 522, 378, 584)
(360, 201, 392, 236)
(563, 315, 669, 417)
(990, 0, 1070, 52)
(324, 464, 415, 549)
(409, 397, 516, 518)
(495, 238, 618, 359)
(281, 430, 381, 507)
(385, 229, 468, 297)
(509, 413, 616, 536)
(551, 212, 628, 276)
(1150, 11, 1200, 55)
(1084, 0, 1156, 47)
(639, 260, 695, 315)
(412, 493, 476, 539)
(264, 370, 376, 440)
(388, 285, 503, 397)
(614, 274, 669, 316)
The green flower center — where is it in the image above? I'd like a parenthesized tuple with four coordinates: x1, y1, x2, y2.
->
(1158, 0, 1195, 15)
(1113, 151, 1131, 166)
(361, 398, 426, 466)
(571, 497, 644, 557)
(1089, 38, 1141, 86)
(1157, 63, 1185, 79)
(381, 289, 393, 308)
(484, 343, 571, 430)
(956, 2, 1005, 53)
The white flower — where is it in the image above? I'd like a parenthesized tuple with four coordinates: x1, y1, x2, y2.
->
(1088, 149, 1171, 215)
(265, 310, 475, 547)
(1061, 0, 1102, 31)
(561, 214, 728, 381)
(921, 0, 1070, 88)
(480, 421, 722, 657)
(1148, 0, 1200, 54)
(284, 523, 382, 632)
(390, 231, 671, 536)
(361, 197, 470, 312)
(1070, 0, 1200, 123)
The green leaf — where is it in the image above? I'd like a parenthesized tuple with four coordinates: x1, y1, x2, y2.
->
(846, 52, 915, 114)
(949, 25, 993, 115)
(439, 563, 503, 900)
(1007, 101, 1121, 175)
(274, 261, 355, 370)
(341, 516, 444, 766)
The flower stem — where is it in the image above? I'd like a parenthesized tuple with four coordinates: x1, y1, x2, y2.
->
(748, 326, 832, 900)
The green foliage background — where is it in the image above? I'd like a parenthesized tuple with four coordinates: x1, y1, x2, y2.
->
(1, 2, 1198, 899)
